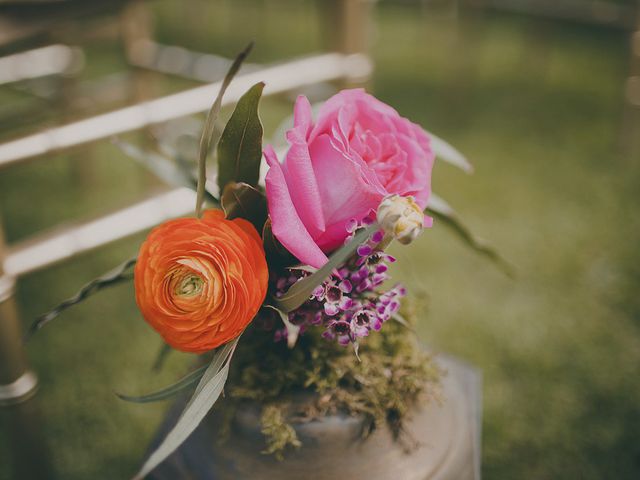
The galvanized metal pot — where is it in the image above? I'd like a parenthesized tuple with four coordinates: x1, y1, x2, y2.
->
(148, 355, 481, 480)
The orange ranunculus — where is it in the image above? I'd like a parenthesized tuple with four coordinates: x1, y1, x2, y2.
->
(134, 209, 268, 353)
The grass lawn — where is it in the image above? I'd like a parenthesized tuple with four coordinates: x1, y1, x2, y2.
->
(1, 1, 638, 478)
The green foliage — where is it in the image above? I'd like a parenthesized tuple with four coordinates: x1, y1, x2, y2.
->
(197, 43, 253, 217)
(275, 224, 379, 312)
(216, 82, 265, 193)
(427, 129, 474, 173)
(426, 194, 515, 277)
(28, 257, 137, 339)
(134, 339, 239, 479)
(115, 364, 207, 404)
(220, 181, 268, 230)
(224, 313, 441, 458)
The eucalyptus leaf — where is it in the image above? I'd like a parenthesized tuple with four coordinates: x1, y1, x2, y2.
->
(216, 82, 265, 192)
(427, 193, 514, 277)
(151, 342, 173, 373)
(264, 305, 300, 349)
(27, 257, 137, 339)
(425, 130, 473, 173)
(276, 223, 379, 313)
(221, 181, 268, 229)
(116, 365, 208, 404)
(196, 42, 253, 217)
(193, 339, 237, 397)
(133, 338, 239, 480)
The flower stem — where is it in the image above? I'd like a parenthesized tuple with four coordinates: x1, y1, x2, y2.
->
(195, 42, 253, 217)
(376, 233, 394, 252)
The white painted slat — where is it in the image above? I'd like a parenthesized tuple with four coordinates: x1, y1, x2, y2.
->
(0, 53, 372, 169)
(3, 188, 195, 277)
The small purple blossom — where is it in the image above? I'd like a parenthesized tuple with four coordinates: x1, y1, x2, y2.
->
(272, 216, 407, 349)
(323, 319, 352, 346)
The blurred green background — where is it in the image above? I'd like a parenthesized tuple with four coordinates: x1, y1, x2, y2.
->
(1, 0, 639, 478)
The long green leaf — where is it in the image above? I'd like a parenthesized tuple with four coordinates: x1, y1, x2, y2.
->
(151, 342, 173, 373)
(116, 365, 208, 404)
(27, 257, 137, 339)
(276, 223, 379, 313)
(193, 339, 237, 398)
(425, 129, 473, 173)
(133, 338, 239, 480)
(427, 193, 514, 277)
(196, 42, 253, 217)
(216, 82, 264, 192)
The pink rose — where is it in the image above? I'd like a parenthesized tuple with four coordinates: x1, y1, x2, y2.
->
(264, 89, 434, 268)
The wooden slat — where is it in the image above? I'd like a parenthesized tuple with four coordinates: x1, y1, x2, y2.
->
(0, 52, 373, 170)
(2, 144, 285, 277)
(2, 188, 194, 277)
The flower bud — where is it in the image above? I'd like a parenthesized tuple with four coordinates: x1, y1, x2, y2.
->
(376, 195, 424, 245)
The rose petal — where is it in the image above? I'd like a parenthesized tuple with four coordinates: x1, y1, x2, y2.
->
(308, 135, 385, 250)
(264, 145, 329, 268)
(282, 97, 326, 237)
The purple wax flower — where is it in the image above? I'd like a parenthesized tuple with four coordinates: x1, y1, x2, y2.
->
(272, 216, 407, 349)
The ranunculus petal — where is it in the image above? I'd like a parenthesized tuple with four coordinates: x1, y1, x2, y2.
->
(264, 145, 329, 268)
(134, 209, 268, 353)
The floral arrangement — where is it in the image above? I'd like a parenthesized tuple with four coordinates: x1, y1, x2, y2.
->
(32, 45, 507, 479)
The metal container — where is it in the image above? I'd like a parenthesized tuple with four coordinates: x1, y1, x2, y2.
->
(148, 355, 481, 480)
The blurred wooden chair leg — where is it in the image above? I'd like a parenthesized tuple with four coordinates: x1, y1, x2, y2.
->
(120, 0, 156, 104)
(0, 223, 56, 480)
(620, 5, 640, 160)
(320, 0, 376, 89)
(120, 0, 158, 189)
(48, 21, 98, 191)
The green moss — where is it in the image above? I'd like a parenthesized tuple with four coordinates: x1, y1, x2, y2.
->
(224, 308, 441, 458)
(260, 405, 302, 460)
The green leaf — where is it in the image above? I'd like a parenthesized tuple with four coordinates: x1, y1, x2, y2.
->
(196, 42, 253, 217)
(262, 218, 297, 267)
(276, 223, 379, 313)
(221, 181, 267, 229)
(216, 82, 265, 193)
(151, 342, 173, 373)
(425, 130, 473, 173)
(116, 365, 208, 404)
(427, 193, 515, 277)
(132, 338, 239, 480)
(263, 305, 300, 348)
(27, 257, 137, 340)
